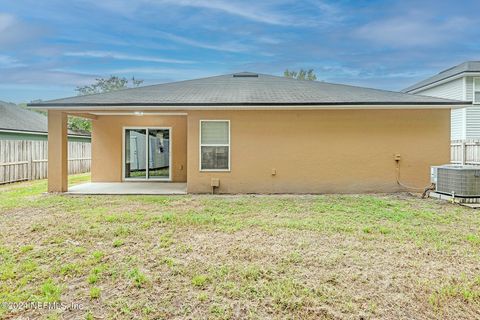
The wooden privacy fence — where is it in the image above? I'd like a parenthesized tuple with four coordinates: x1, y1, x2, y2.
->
(451, 139, 480, 165)
(0, 140, 91, 184)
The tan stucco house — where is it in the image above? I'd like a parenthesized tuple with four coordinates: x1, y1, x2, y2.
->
(29, 72, 468, 194)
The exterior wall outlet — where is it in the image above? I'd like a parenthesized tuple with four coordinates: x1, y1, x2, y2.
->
(272, 168, 277, 176)
(394, 154, 401, 161)
(211, 178, 220, 187)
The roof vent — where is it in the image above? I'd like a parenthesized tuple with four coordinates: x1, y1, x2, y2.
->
(233, 72, 259, 78)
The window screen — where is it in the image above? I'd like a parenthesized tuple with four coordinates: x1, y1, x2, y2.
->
(200, 121, 230, 170)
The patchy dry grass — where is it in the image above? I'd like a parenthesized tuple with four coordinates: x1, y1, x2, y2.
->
(0, 174, 480, 319)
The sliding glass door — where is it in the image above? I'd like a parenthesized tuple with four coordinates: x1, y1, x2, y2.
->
(124, 128, 171, 180)
(148, 129, 170, 179)
(125, 129, 147, 179)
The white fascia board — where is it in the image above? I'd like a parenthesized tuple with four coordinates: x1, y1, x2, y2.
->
(28, 104, 468, 112)
(409, 72, 480, 94)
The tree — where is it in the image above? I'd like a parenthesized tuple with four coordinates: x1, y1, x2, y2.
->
(71, 76, 144, 132)
(75, 76, 143, 95)
(284, 69, 317, 81)
(131, 76, 144, 88)
(69, 116, 92, 132)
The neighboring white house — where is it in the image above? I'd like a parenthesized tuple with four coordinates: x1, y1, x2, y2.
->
(403, 61, 480, 140)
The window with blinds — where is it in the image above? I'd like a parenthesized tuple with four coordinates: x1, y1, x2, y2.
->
(200, 120, 230, 171)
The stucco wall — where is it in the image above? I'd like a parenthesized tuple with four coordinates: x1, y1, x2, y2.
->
(186, 109, 450, 193)
(91, 115, 187, 182)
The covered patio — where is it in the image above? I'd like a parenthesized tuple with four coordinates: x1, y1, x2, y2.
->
(67, 182, 187, 195)
(40, 110, 188, 193)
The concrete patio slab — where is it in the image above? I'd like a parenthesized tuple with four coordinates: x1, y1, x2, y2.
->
(67, 182, 187, 195)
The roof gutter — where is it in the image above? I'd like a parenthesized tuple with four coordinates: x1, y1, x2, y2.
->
(0, 128, 49, 135)
(27, 102, 470, 112)
(0, 128, 91, 138)
(28, 101, 468, 107)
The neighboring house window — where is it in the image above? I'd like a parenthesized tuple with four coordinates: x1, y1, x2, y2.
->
(200, 120, 230, 171)
(474, 78, 480, 104)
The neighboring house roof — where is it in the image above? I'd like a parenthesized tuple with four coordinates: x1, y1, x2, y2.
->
(0, 101, 90, 137)
(403, 61, 480, 93)
(29, 72, 466, 109)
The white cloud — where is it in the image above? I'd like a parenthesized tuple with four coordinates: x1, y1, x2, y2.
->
(0, 13, 41, 46)
(155, 0, 298, 25)
(0, 13, 16, 31)
(0, 55, 25, 68)
(303, 0, 343, 23)
(54, 66, 215, 82)
(355, 13, 473, 47)
(0, 68, 97, 86)
(81, 0, 142, 15)
(155, 31, 251, 53)
(82, 0, 327, 26)
(64, 51, 194, 64)
(255, 35, 282, 45)
(108, 67, 213, 78)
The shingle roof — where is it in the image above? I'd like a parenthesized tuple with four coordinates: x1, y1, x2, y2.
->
(403, 61, 480, 93)
(0, 101, 90, 136)
(29, 72, 465, 108)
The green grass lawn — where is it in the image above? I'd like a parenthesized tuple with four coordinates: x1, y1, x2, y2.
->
(0, 174, 479, 319)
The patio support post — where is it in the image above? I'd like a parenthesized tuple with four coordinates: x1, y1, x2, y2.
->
(48, 110, 68, 192)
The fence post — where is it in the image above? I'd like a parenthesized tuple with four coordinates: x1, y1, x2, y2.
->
(27, 140, 32, 180)
(461, 140, 467, 165)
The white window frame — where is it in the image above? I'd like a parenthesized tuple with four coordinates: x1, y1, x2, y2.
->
(199, 120, 231, 172)
(474, 78, 480, 104)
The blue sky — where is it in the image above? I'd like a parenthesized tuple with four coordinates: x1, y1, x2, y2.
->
(0, 0, 479, 103)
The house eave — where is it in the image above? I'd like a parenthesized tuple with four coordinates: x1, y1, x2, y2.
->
(27, 102, 469, 111)
(0, 128, 48, 136)
(0, 128, 90, 138)
(405, 71, 480, 93)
